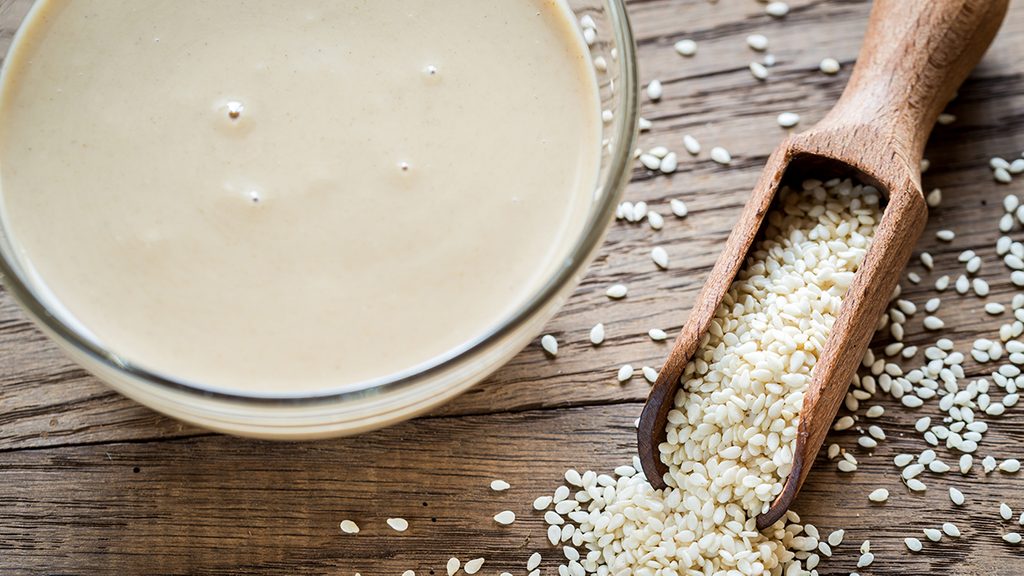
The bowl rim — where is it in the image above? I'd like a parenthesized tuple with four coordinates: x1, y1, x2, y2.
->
(0, 0, 640, 406)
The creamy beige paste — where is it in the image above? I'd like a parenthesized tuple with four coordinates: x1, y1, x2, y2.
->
(0, 0, 601, 394)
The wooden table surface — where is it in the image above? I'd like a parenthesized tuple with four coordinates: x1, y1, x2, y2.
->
(3, 1, 1024, 574)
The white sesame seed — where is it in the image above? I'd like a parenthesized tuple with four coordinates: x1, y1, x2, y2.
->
(490, 480, 510, 492)
(987, 303, 1007, 315)
(749, 62, 769, 80)
(527, 553, 542, 571)
(646, 80, 662, 101)
(682, 135, 701, 156)
(617, 364, 634, 382)
(674, 39, 697, 57)
(923, 528, 942, 542)
(642, 366, 659, 383)
(1000, 459, 1021, 473)
(950, 487, 965, 505)
(924, 316, 945, 330)
(942, 522, 961, 537)
(639, 153, 661, 170)
(463, 559, 484, 575)
(402, 571, 414, 576)
(833, 415, 855, 431)
(659, 153, 678, 174)
(828, 530, 844, 547)
(541, 334, 558, 356)
(651, 246, 669, 269)
(905, 537, 923, 552)
(866, 405, 884, 418)
(936, 229, 956, 241)
(339, 520, 360, 534)
(927, 188, 942, 207)
(857, 552, 874, 568)
(710, 146, 732, 165)
(996, 167, 1013, 183)
(907, 478, 927, 491)
(838, 460, 857, 473)
(386, 517, 409, 532)
(533, 496, 552, 510)
(868, 488, 889, 502)
(746, 34, 769, 51)
(493, 511, 516, 525)
(647, 211, 664, 230)
(1004, 532, 1023, 544)
(637, 117, 652, 131)
(670, 198, 689, 218)
(546, 525, 559, 546)
(649, 328, 668, 341)
(765, 2, 790, 17)
(605, 284, 627, 299)
(1002, 503, 1014, 520)
(819, 57, 840, 74)
(777, 112, 800, 128)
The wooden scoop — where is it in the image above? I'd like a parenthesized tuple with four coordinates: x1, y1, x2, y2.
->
(637, 0, 1009, 530)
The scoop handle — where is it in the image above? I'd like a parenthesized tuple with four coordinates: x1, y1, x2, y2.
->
(817, 0, 1008, 170)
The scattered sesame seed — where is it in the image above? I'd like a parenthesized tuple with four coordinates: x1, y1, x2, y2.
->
(674, 39, 697, 57)
(936, 229, 956, 241)
(765, 2, 790, 17)
(606, 284, 628, 299)
(339, 520, 360, 534)
(651, 246, 670, 269)
(777, 112, 800, 128)
(868, 488, 889, 502)
(670, 198, 689, 217)
(463, 558, 485, 575)
(923, 528, 942, 542)
(649, 328, 668, 341)
(950, 487, 965, 506)
(942, 522, 961, 537)
(710, 146, 732, 165)
(1004, 532, 1023, 544)
(617, 364, 634, 382)
(749, 61, 769, 80)
(1002, 503, 1014, 520)
(746, 34, 769, 51)
(646, 80, 663, 101)
(387, 517, 409, 532)
(527, 553, 542, 571)
(541, 334, 558, 356)
(493, 511, 516, 525)
(490, 480, 510, 491)
(905, 537, 923, 552)
(819, 57, 840, 74)
(682, 135, 701, 156)
(589, 323, 605, 346)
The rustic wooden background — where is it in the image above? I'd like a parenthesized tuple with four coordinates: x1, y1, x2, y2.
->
(2, 0, 1024, 574)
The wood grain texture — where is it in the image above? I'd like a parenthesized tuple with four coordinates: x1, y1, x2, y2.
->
(2, 0, 1024, 574)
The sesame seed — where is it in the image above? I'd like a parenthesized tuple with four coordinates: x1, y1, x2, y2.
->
(868, 488, 889, 502)
(387, 517, 409, 532)
(493, 511, 516, 525)
(819, 57, 840, 74)
(651, 246, 670, 269)
(710, 146, 732, 165)
(905, 537, 923, 552)
(927, 188, 942, 207)
(1000, 459, 1021, 473)
(936, 229, 956, 241)
(649, 328, 668, 341)
(924, 316, 945, 330)
(463, 558, 485, 575)
(541, 334, 558, 356)
(942, 522, 961, 537)
(765, 2, 790, 17)
(674, 39, 697, 57)
(616, 364, 634, 382)
(746, 34, 768, 51)
(1004, 533, 1023, 544)
(777, 112, 800, 128)
(646, 80, 663, 101)
(670, 198, 689, 218)
(589, 323, 605, 346)
(490, 480, 510, 491)
(682, 135, 701, 156)
(605, 284, 628, 299)
(339, 520, 360, 534)
(659, 153, 678, 174)
(533, 496, 552, 510)
(1002, 503, 1014, 520)
(749, 61, 769, 80)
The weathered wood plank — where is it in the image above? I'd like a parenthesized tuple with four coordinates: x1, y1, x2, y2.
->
(1, 400, 1022, 575)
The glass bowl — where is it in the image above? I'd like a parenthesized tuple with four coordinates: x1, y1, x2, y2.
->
(0, 0, 638, 439)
